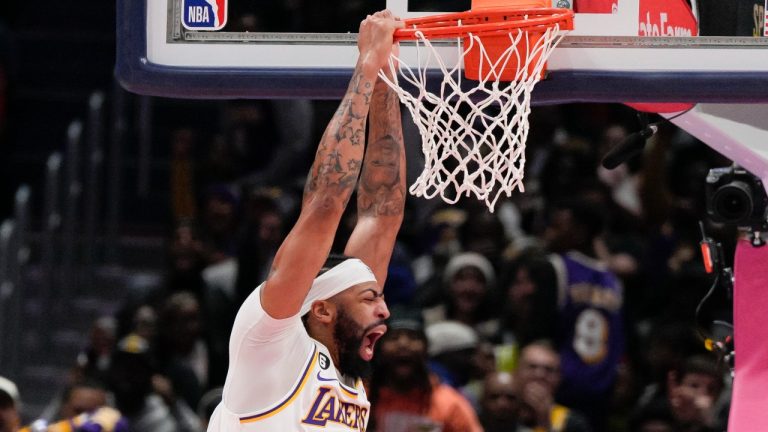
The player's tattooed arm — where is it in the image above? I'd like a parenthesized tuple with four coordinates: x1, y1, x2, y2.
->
(303, 69, 374, 210)
(357, 79, 405, 217)
(262, 12, 402, 319)
(334, 73, 372, 145)
(344, 76, 405, 286)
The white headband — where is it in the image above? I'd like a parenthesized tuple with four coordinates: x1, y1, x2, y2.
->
(299, 258, 378, 316)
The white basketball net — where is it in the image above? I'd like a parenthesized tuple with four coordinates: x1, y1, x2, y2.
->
(379, 24, 567, 212)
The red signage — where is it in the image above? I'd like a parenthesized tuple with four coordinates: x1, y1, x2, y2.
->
(574, 0, 616, 13)
(574, 0, 698, 36)
(574, 1, 698, 112)
(633, 0, 698, 112)
(638, 0, 697, 36)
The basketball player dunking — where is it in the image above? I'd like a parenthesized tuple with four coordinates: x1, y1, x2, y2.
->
(207, 11, 405, 432)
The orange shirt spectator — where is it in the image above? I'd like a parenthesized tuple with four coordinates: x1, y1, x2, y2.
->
(375, 376, 483, 432)
(370, 313, 483, 432)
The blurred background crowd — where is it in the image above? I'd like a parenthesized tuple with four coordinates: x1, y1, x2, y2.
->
(0, 0, 744, 431)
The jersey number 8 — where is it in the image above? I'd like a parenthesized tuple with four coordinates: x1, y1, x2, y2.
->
(573, 308, 608, 364)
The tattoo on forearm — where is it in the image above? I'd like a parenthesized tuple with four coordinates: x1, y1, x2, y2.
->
(358, 128, 405, 217)
(304, 152, 363, 204)
(357, 82, 405, 216)
(303, 69, 373, 206)
(333, 74, 372, 146)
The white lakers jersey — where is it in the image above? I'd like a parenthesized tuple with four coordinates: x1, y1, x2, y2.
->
(207, 285, 371, 431)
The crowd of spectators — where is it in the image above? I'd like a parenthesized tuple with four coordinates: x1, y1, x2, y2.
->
(0, 2, 738, 430)
(2, 98, 736, 432)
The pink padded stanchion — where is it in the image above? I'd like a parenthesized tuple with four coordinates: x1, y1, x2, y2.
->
(728, 239, 768, 431)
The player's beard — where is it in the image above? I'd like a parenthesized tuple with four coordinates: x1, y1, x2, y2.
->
(334, 309, 373, 380)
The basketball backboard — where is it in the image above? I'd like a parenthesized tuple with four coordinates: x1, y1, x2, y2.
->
(114, 3, 768, 427)
(115, 0, 768, 196)
(116, 0, 768, 102)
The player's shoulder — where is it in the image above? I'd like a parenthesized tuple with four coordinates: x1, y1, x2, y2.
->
(230, 281, 310, 347)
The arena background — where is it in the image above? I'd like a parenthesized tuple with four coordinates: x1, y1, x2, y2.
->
(0, 1, 748, 431)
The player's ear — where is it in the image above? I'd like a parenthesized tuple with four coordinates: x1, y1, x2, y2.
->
(310, 300, 336, 324)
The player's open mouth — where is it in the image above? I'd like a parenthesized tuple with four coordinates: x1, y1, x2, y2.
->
(360, 324, 387, 361)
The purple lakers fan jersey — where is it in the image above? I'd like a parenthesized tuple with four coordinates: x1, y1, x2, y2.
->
(550, 252, 624, 403)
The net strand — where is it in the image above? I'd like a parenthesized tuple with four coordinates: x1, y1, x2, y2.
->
(380, 23, 567, 212)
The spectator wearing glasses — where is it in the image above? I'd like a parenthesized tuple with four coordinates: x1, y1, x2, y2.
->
(515, 341, 592, 432)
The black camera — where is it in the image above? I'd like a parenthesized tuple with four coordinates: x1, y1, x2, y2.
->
(706, 165, 768, 230)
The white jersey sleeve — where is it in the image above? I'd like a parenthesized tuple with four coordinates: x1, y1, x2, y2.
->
(222, 283, 314, 414)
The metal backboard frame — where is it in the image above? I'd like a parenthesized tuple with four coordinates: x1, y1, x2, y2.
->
(116, 0, 768, 102)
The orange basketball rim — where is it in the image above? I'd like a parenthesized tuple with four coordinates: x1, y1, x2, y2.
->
(394, 7, 574, 81)
(380, 1, 575, 211)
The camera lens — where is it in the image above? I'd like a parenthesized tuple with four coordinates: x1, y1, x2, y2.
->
(712, 180, 754, 222)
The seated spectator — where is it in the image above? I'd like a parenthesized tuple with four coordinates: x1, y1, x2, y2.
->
(423, 252, 500, 340)
(0, 376, 20, 432)
(525, 197, 626, 431)
(462, 341, 498, 411)
(73, 316, 117, 384)
(107, 334, 202, 432)
(166, 220, 207, 300)
(411, 207, 467, 306)
(133, 304, 159, 342)
(636, 322, 703, 409)
(58, 379, 109, 420)
(635, 354, 724, 432)
(480, 371, 521, 432)
(496, 251, 559, 372)
(156, 291, 211, 411)
(425, 320, 480, 389)
(199, 185, 240, 263)
(39, 378, 111, 425)
(515, 341, 592, 432)
(370, 314, 483, 432)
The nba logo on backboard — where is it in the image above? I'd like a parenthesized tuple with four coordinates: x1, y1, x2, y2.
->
(182, 0, 227, 31)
